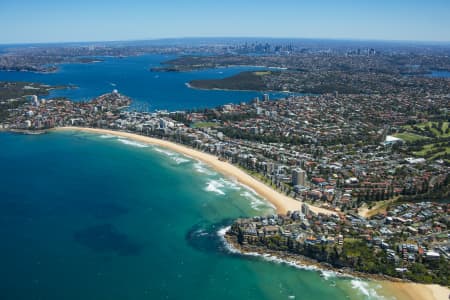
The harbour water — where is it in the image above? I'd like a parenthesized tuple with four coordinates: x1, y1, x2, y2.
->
(0, 54, 291, 110)
(427, 70, 450, 78)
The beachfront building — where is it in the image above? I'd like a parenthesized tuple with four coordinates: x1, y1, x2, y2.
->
(292, 168, 306, 187)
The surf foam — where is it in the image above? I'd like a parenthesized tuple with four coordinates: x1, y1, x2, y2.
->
(240, 191, 272, 210)
(193, 161, 216, 175)
(99, 134, 115, 139)
(117, 138, 148, 148)
(152, 147, 191, 164)
(205, 179, 226, 195)
(153, 147, 176, 156)
(350, 280, 387, 300)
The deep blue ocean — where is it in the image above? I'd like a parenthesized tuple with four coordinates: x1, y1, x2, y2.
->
(0, 56, 389, 299)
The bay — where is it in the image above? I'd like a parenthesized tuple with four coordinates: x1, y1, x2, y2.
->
(0, 131, 386, 300)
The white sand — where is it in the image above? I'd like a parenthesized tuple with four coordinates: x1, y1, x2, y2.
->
(382, 281, 449, 300)
(56, 127, 449, 300)
(57, 127, 334, 215)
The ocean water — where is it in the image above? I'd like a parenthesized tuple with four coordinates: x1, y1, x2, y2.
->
(0, 131, 390, 300)
(0, 54, 291, 110)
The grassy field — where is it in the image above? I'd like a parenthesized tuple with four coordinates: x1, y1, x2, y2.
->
(413, 144, 450, 159)
(402, 121, 450, 138)
(397, 121, 450, 162)
(191, 121, 218, 128)
(394, 132, 429, 142)
(413, 143, 436, 156)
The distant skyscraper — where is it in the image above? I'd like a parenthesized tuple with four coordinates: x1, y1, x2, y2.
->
(31, 95, 39, 106)
(292, 168, 306, 186)
(263, 94, 270, 101)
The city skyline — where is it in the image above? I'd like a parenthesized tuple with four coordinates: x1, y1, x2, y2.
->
(1, 0, 450, 44)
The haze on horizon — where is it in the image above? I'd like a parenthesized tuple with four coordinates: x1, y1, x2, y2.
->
(0, 0, 449, 44)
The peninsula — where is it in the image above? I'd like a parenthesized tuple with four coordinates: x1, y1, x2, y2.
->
(225, 201, 449, 284)
(189, 71, 269, 91)
(159, 52, 450, 94)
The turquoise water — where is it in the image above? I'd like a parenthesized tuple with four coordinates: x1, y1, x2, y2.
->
(0, 54, 291, 110)
(0, 131, 389, 300)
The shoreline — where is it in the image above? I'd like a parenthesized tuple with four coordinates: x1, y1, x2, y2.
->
(185, 81, 296, 94)
(223, 232, 402, 282)
(7, 129, 48, 135)
(382, 281, 449, 300)
(20, 126, 448, 300)
(54, 126, 334, 215)
(185, 81, 278, 93)
(222, 231, 449, 300)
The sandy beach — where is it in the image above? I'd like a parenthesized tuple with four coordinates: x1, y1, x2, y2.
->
(56, 127, 334, 215)
(381, 281, 449, 300)
(55, 127, 449, 300)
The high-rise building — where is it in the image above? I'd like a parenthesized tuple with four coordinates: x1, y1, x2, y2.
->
(159, 118, 167, 129)
(31, 95, 39, 106)
(301, 203, 310, 216)
(263, 94, 270, 101)
(256, 107, 263, 115)
(292, 168, 306, 186)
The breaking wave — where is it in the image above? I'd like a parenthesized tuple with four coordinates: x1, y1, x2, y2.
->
(193, 161, 216, 175)
(153, 147, 176, 156)
(240, 191, 273, 210)
(117, 139, 148, 148)
(152, 147, 190, 164)
(218, 178, 241, 190)
(320, 270, 336, 281)
(99, 134, 115, 139)
(171, 156, 190, 164)
(350, 280, 387, 300)
(205, 180, 226, 195)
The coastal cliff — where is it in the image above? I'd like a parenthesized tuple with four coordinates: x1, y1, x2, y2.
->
(225, 209, 450, 287)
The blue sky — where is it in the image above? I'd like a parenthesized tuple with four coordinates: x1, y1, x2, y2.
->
(0, 0, 449, 44)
